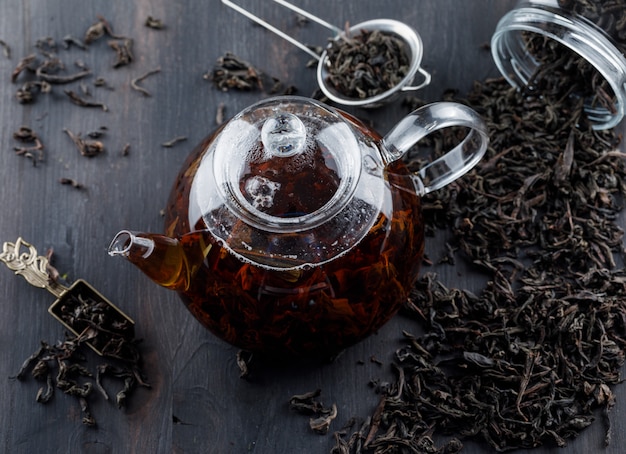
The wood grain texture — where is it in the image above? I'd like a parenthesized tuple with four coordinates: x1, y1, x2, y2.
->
(0, 1, 624, 453)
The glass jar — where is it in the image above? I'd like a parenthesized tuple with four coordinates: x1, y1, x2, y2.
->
(491, 0, 626, 130)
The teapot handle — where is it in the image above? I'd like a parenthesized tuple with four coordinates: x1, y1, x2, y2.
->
(382, 102, 489, 195)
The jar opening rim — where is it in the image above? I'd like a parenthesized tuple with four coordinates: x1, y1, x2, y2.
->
(491, 5, 626, 129)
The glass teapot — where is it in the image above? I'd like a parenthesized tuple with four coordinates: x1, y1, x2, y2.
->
(109, 96, 488, 359)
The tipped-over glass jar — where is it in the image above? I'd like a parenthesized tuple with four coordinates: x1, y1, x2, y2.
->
(491, 0, 626, 130)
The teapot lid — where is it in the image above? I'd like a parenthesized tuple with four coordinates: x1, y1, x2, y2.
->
(212, 97, 363, 233)
(191, 96, 386, 270)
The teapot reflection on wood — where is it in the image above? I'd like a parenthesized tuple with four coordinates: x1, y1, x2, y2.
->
(109, 96, 488, 358)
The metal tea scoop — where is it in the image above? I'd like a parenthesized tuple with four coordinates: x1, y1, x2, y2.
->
(0, 238, 134, 356)
(222, 0, 431, 107)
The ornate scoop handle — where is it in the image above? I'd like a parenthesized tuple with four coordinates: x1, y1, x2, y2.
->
(0, 237, 67, 298)
(0, 237, 135, 356)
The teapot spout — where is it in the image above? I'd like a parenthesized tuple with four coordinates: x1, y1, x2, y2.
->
(108, 230, 192, 291)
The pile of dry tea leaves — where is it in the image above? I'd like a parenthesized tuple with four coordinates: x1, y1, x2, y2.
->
(522, 33, 616, 114)
(331, 77, 626, 452)
(15, 330, 150, 427)
(12, 253, 150, 427)
(205, 52, 295, 95)
(11, 16, 134, 106)
(7, 14, 166, 173)
(558, 0, 626, 54)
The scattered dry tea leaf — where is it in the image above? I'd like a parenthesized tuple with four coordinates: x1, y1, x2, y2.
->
(145, 16, 165, 29)
(289, 389, 325, 415)
(0, 38, 10, 59)
(12, 126, 44, 164)
(64, 89, 108, 111)
(216, 102, 225, 125)
(63, 128, 105, 157)
(289, 389, 338, 435)
(11, 54, 36, 83)
(84, 15, 125, 44)
(62, 34, 87, 50)
(309, 404, 337, 435)
(35, 66, 91, 84)
(59, 178, 85, 189)
(161, 136, 187, 148)
(108, 39, 133, 68)
(236, 350, 253, 379)
(131, 67, 161, 96)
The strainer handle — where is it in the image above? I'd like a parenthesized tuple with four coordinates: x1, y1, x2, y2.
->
(221, 0, 341, 61)
(401, 67, 432, 92)
(382, 102, 489, 195)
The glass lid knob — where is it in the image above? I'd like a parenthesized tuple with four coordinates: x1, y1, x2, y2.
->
(261, 113, 307, 157)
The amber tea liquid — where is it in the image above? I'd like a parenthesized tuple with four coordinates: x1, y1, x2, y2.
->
(159, 131, 425, 358)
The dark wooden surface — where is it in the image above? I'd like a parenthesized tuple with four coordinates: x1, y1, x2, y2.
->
(1, 1, 625, 453)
